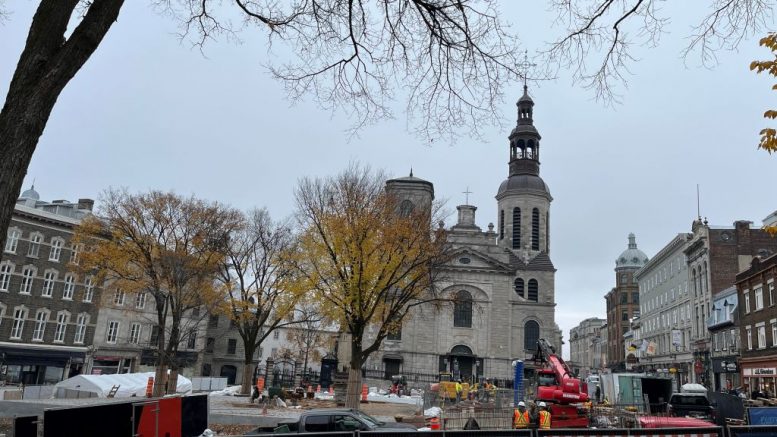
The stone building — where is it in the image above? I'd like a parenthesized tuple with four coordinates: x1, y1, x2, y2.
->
(736, 252, 777, 397)
(90, 290, 204, 377)
(634, 233, 693, 387)
(707, 286, 740, 391)
(367, 85, 562, 382)
(591, 322, 608, 371)
(569, 317, 606, 378)
(605, 234, 648, 370)
(685, 219, 777, 387)
(0, 186, 101, 384)
(200, 314, 337, 386)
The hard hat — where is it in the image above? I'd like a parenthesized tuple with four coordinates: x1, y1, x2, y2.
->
(538, 401, 547, 408)
(518, 401, 526, 407)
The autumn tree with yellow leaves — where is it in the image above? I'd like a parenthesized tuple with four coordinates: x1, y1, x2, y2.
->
(294, 165, 451, 409)
(751, 33, 777, 235)
(75, 189, 240, 396)
(215, 208, 306, 395)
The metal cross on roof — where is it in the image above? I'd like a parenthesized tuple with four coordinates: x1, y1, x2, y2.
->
(463, 187, 473, 205)
(517, 50, 537, 87)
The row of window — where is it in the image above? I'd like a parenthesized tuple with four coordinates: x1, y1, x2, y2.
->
(104, 321, 198, 349)
(0, 304, 89, 343)
(639, 256, 687, 292)
(5, 228, 80, 263)
(744, 321, 777, 351)
(111, 289, 148, 309)
(0, 262, 95, 301)
(743, 281, 776, 314)
(499, 207, 541, 252)
(204, 337, 273, 357)
(640, 282, 688, 314)
(514, 278, 539, 302)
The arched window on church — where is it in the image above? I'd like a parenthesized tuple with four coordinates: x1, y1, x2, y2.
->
(531, 208, 540, 251)
(524, 320, 540, 351)
(517, 139, 525, 158)
(512, 208, 521, 249)
(527, 279, 538, 302)
(527, 140, 535, 159)
(453, 290, 473, 328)
(514, 278, 524, 298)
(499, 210, 504, 240)
(399, 200, 414, 217)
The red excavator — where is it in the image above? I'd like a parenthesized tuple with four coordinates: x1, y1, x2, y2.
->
(532, 338, 590, 428)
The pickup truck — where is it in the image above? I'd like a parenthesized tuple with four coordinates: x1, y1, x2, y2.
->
(667, 392, 716, 422)
(245, 409, 418, 435)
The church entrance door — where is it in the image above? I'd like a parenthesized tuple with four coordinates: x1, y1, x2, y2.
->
(440, 345, 483, 382)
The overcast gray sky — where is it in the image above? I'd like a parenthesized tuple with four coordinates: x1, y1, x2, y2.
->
(2, 2, 775, 359)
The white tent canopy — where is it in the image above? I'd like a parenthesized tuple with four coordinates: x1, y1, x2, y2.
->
(54, 372, 192, 398)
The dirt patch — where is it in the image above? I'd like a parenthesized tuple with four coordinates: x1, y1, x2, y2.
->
(209, 423, 257, 435)
(0, 418, 12, 436)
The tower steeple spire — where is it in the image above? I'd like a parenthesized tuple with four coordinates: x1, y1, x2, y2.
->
(507, 85, 542, 177)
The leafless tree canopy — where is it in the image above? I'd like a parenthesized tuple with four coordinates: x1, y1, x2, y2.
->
(545, 0, 775, 102)
(156, 0, 521, 140)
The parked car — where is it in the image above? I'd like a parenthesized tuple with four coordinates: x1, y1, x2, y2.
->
(244, 409, 417, 435)
(667, 392, 716, 422)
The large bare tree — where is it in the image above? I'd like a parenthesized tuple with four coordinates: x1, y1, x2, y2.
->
(1, 0, 521, 253)
(293, 164, 450, 409)
(545, 0, 775, 101)
(215, 208, 305, 395)
(75, 189, 240, 396)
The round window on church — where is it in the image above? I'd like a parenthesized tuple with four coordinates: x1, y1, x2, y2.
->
(459, 257, 471, 264)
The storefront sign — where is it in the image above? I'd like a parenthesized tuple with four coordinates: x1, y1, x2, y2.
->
(712, 358, 739, 373)
(744, 367, 776, 376)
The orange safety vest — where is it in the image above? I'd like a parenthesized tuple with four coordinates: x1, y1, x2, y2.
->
(539, 410, 551, 429)
(513, 410, 529, 428)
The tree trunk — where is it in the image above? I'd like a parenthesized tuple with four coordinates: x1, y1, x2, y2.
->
(0, 0, 123, 249)
(167, 368, 179, 395)
(153, 363, 168, 397)
(345, 340, 363, 409)
(241, 362, 254, 396)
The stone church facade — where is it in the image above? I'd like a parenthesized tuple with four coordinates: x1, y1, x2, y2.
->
(366, 86, 562, 382)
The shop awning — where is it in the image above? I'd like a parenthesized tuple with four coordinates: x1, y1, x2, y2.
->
(0, 343, 86, 367)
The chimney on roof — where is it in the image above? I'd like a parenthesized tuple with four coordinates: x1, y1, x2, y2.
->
(77, 198, 94, 211)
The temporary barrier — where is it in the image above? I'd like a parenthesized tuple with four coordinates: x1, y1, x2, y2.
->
(728, 424, 777, 437)
(33, 393, 207, 437)
(13, 416, 37, 437)
(190, 377, 228, 391)
(361, 383, 369, 403)
(536, 427, 722, 437)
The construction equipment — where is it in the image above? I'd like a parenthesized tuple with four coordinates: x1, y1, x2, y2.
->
(390, 375, 410, 396)
(532, 338, 589, 428)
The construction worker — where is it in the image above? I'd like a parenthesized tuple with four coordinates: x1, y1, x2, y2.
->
(483, 379, 495, 402)
(513, 401, 530, 429)
(538, 402, 551, 429)
(455, 379, 463, 403)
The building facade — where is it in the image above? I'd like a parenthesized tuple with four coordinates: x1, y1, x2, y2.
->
(635, 233, 693, 387)
(605, 234, 648, 370)
(737, 253, 777, 397)
(0, 187, 101, 384)
(685, 219, 777, 387)
(570, 317, 606, 377)
(707, 286, 740, 392)
(201, 314, 337, 386)
(90, 290, 204, 377)
(591, 322, 608, 371)
(368, 85, 562, 382)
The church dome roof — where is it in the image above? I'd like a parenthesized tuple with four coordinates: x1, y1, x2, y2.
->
(496, 174, 551, 198)
(20, 185, 40, 201)
(616, 233, 649, 269)
(387, 171, 433, 188)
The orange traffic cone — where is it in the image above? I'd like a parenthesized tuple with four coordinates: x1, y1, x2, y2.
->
(430, 417, 440, 430)
(328, 386, 333, 394)
(360, 384, 368, 403)
(145, 376, 154, 398)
